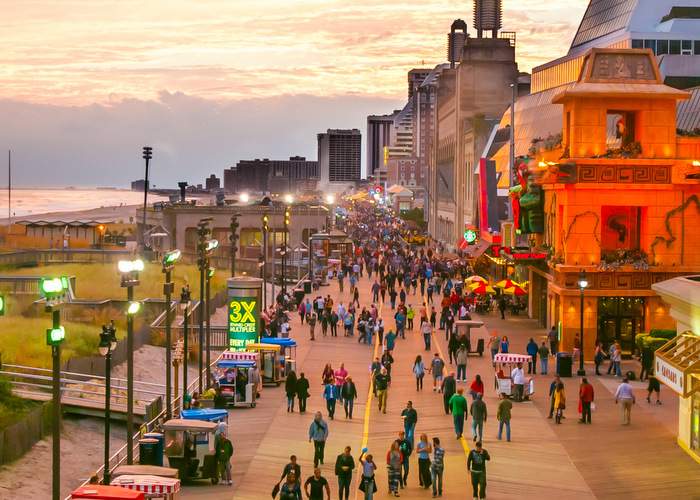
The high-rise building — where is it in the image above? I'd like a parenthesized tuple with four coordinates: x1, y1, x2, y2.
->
(317, 129, 362, 188)
(205, 174, 221, 191)
(367, 112, 398, 179)
(224, 156, 319, 193)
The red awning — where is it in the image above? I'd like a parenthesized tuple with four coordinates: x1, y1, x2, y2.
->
(71, 485, 145, 500)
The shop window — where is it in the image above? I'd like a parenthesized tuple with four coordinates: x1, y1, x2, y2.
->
(695, 41, 700, 55)
(682, 40, 693, 55)
(606, 111, 636, 149)
(670, 40, 681, 55)
(601, 206, 641, 253)
(657, 39, 669, 55)
(644, 39, 656, 54)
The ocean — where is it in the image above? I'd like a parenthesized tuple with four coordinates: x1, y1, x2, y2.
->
(0, 188, 167, 218)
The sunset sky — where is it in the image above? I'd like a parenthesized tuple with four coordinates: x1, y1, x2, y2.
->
(0, 0, 589, 186)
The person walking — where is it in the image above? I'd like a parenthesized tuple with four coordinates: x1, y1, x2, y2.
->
(468, 374, 484, 400)
(421, 319, 432, 350)
(304, 467, 331, 500)
(386, 441, 403, 497)
(467, 441, 490, 500)
(416, 434, 432, 489)
(322, 364, 334, 385)
(510, 362, 526, 402)
(526, 338, 538, 374)
(538, 341, 550, 375)
(406, 304, 415, 330)
(456, 345, 468, 382)
(296, 372, 310, 414)
(279, 472, 302, 500)
(441, 372, 456, 415)
(547, 376, 561, 418)
(395, 431, 412, 489)
(308, 311, 317, 341)
(647, 374, 662, 404)
(375, 368, 389, 414)
(554, 382, 566, 424)
(341, 376, 357, 419)
(431, 437, 445, 498)
(499, 335, 510, 354)
(430, 353, 445, 392)
(578, 377, 595, 424)
(612, 342, 623, 377)
(470, 394, 487, 442)
(548, 325, 558, 355)
(594, 341, 604, 376)
(215, 431, 234, 485)
(309, 411, 329, 467)
(334, 446, 355, 500)
(448, 388, 468, 438)
(448, 333, 459, 365)
(285, 370, 298, 413)
(615, 377, 636, 425)
(359, 450, 377, 500)
(323, 381, 337, 420)
(334, 363, 348, 400)
(496, 393, 512, 442)
(280, 455, 301, 485)
(400, 400, 418, 445)
(413, 355, 426, 391)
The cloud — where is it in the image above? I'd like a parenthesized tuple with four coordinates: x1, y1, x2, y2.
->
(0, 92, 404, 187)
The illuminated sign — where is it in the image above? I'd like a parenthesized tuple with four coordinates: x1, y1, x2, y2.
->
(228, 296, 259, 351)
(654, 356, 684, 396)
(464, 229, 478, 244)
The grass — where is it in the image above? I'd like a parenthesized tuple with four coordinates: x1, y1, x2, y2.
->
(4, 263, 228, 300)
(0, 377, 39, 430)
(0, 316, 131, 368)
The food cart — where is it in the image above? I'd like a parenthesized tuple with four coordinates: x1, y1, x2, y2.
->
(453, 319, 485, 356)
(246, 342, 282, 386)
(110, 476, 180, 500)
(260, 337, 297, 376)
(162, 419, 219, 485)
(493, 353, 535, 399)
(110, 465, 178, 480)
(71, 485, 144, 500)
(182, 408, 228, 424)
(215, 358, 258, 408)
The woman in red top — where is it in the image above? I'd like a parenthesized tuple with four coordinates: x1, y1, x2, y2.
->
(322, 364, 334, 385)
(469, 374, 484, 401)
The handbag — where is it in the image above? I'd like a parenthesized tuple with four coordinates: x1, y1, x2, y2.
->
(358, 475, 377, 493)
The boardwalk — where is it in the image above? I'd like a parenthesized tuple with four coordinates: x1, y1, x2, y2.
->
(180, 272, 700, 500)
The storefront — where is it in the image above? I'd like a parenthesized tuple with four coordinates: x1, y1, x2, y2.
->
(651, 276, 700, 463)
(597, 297, 646, 355)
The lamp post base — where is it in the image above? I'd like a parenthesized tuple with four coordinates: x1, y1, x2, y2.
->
(577, 368, 586, 376)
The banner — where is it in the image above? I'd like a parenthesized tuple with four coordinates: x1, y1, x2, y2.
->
(228, 296, 259, 351)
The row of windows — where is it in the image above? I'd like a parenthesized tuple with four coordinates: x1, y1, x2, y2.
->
(631, 39, 700, 56)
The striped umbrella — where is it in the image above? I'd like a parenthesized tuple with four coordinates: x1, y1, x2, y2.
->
(495, 279, 520, 289)
(465, 275, 488, 284)
(504, 285, 527, 296)
(470, 283, 496, 295)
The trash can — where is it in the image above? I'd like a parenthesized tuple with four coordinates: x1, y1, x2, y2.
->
(303, 279, 312, 294)
(138, 438, 160, 466)
(556, 352, 573, 377)
(143, 432, 164, 467)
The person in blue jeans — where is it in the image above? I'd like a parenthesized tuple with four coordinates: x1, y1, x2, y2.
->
(470, 394, 487, 443)
(359, 449, 376, 500)
(497, 393, 512, 442)
(431, 437, 445, 497)
(400, 400, 418, 445)
(448, 388, 468, 438)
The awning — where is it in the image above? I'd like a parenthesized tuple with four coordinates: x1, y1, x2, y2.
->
(464, 240, 490, 260)
(494, 353, 532, 364)
(110, 475, 180, 496)
(654, 333, 700, 398)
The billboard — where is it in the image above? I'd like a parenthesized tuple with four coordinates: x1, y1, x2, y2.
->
(228, 296, 259, 351)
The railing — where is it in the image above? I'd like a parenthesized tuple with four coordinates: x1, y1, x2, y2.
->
(0, 275, 76, 297)
(0, 249, 133, 267)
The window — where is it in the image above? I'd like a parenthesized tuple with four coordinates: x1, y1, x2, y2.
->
(695, 41, 700, 55)
(606, 111, 636, 149)
(601, 206, 641, 252)
(644, 39, 656, 54)
(657, 39, 669, 55)
(682, 40, 693, 55)
(670, 40, 681, 54)
(631, 39, 643, 49)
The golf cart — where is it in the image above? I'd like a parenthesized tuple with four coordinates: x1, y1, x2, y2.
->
(162, 419, 219, 484)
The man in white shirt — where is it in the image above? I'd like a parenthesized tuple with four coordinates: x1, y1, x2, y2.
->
(510, 363, 526, 402)
(614, 378, 636, 425)
(337, 302, 346, 321)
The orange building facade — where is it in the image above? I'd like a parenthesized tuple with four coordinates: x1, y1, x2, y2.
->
(522, 48, 700, 357)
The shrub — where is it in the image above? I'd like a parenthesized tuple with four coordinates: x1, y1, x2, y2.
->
(648, 329, 677, 340)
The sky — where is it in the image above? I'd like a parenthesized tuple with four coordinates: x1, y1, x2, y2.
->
(0, 0, 589, 187)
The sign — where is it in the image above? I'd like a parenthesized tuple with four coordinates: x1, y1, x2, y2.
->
(655, 356, 684, 396)
(228, 296, 259, 351)
(464, 229, 478, 244)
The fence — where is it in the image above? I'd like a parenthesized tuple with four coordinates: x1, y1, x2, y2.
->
(0, 249, 133, 267)
(0, 401, 52, 466)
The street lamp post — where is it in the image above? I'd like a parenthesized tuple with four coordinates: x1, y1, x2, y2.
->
(261, 214, 269, 311)
(577, 269, 588, 376)
(99, 322, 117, 485)
(196, 219, 210, 394)
(180, 285, 191, 407)
(229, 214, 240, 277)
(283, 204, 291, 295)
(118, 258, 143, 464)
(162, 249, 181, 419)
(40, 277, 69, 500)
(325, 194, 335, 231)
(141, 146, 152, 250)
(205, 266, 215, 387)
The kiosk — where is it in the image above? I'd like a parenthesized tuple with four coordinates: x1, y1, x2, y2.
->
(246, 343, 282, 386)
(260, 337, 297, 376)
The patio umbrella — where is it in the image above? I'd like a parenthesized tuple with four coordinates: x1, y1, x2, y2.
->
(470, 283, 496, 295)
(495, 279, 520, 289)
(465, 275, 488, 284)
(503, 285, 527, 296)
